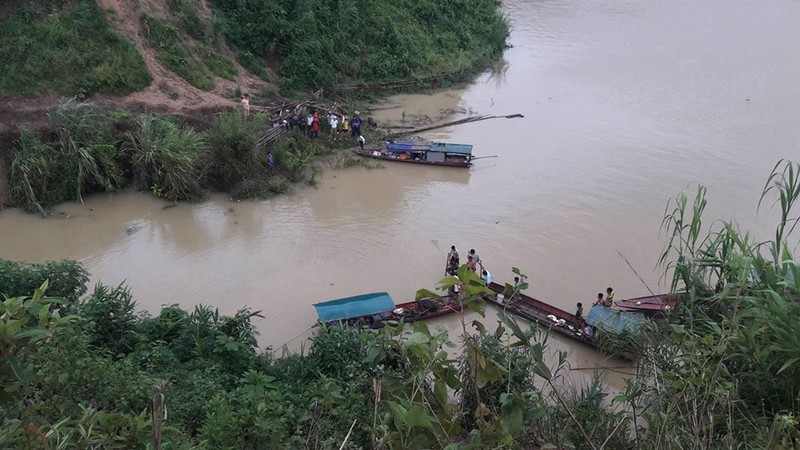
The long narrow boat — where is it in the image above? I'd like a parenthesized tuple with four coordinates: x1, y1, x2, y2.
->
(614, 293, 684, 314)
(482, 282, 596, 346)
(352, 140, 475, 168)
(313, 291, 462, 328)
(482, 282, 646, 349)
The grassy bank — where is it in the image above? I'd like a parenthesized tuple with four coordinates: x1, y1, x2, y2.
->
(0, 0, 508, 99)
(0, 0, 151, 98)
(6, 99, 376, 214)
(210, 0, 510, 92)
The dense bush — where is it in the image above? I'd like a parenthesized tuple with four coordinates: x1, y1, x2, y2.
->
(0, 0, 151, 97)
(0, 258, 88, 306)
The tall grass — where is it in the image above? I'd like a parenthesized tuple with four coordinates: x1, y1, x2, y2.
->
(9, 100, 123, 214)
(124, 115, 208, 201)
(618, 159, 800, 447)
(206, 112, 264, 191)
(0, 1, 151, 97)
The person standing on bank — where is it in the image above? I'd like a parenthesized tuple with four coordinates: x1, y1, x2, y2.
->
(351, 111, 362, 137)
(241, 94, 250, 119)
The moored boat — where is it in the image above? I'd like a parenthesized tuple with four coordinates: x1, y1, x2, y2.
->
(313, 291, 462, 328)
(482, 282, 647, 350)
(614, 293, 685, 315)
(482, 282, 595, 346)
(353, 140, 475, 168)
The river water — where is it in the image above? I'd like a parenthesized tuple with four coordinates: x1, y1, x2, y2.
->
(2, 0, 799, 385)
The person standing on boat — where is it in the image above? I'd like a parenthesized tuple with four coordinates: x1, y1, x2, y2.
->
(593, 292, 604, 307)
(482, 269, 492, 285)
(605, 287, 615, 307)
(446, 245, 460, 268)
(466, 255, 477, 272)
(468, 249, 484, 273)
(574, 302, 584, 328)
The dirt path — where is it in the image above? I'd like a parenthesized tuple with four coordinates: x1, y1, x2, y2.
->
(0, 0, 269, 133)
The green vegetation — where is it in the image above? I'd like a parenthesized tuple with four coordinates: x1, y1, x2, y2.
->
(10, 100, 124, 214)
(3, 161, 800, 448)
(207, 0, 509, 92)
(0, 0, 507, 97)
(7, 100, 359, 214)
(140, 14, 215, 91)
(0, 0, 151, 98)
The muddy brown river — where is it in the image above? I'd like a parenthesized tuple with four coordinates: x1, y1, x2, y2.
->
(2, 0, 799, 386)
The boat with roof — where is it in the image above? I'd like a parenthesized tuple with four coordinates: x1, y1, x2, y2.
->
(352, 140, 476, 167)
(313, 291, 462, 328)
(481, 281, 647, 349)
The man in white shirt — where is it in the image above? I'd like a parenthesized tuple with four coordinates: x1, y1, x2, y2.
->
(330, 115, 339, 140)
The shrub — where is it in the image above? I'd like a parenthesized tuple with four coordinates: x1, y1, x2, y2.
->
(0, 259, 89, 308)
(77, 283, 140, 355)
(124, 115, 208, 201)
(205, 112, 263, 191)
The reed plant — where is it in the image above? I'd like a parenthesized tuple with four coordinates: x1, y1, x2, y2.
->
(124, 115, 208, 201)
(9, 99, 124, 213)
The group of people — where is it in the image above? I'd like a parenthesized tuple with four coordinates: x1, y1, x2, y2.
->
(573, 286, 615, 330)
(446, 245, 492, 285)
(285, 109, 364, 142)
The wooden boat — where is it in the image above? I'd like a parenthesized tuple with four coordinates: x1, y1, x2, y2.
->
(482, 282, 647, 349)
(313, 291, 462, 328)
(352, 140, 475, 168)
(614, 293, 684, 315)
(482, 282, 596, 346)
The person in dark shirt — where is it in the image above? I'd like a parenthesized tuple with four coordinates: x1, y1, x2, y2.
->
(351, 112, 362, 137)
(574, 302, 584, 328)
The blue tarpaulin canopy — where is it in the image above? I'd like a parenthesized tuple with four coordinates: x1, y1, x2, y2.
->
(313, 292, 396, 322)
(585, 306, 646, 334)
(385, 140, 473, 155)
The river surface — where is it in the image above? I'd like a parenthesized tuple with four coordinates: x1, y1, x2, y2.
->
(2, 0, 800, 385)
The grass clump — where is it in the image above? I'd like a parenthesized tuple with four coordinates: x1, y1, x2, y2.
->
(140, 14, 215, 91)
(10, 100, 123, 214)
(205, 112, 264, 192)
(124, 115, 208, 201)
(0, 1, 151, 98)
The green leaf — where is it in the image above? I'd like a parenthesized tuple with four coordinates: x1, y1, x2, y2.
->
(500, 393, 524, 434)
(778, 357, 800, 374)
(405, 404, 434, 430)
